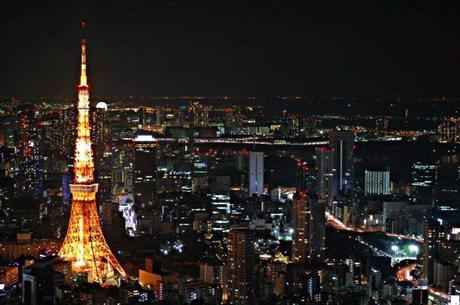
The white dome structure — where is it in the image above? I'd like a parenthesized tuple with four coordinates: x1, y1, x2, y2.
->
(95, 101, 108, 111)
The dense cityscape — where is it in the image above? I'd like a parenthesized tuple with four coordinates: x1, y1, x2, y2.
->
(1, 1, 460, 305)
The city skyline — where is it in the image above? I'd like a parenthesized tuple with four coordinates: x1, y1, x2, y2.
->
(1, 2, 460, 305)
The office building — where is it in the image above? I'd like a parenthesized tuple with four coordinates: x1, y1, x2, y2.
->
(364, 169, 390, 195)
(211, 194, 232, 236)
(134, 135, 158, 206)
(303, 271, 321, 302)
(211, 175, 231, 194)
(375, 118, 390, 134)
(22, 259, 69, 305)
(411, 162, 437, 204)
(383, 200, 406, 234)
(200, 259, 227, 287)
(227, 229, 255, 305)
(423, 218, 446, 284)
(412, 288, 428, 305)
(308, 195, 326, 263)
(112, 139, 134, 193)
(249, 151, 264, 197)
(291, 194, 308, 264)
(433, 259, 456, 291)
(14, 106, 44, 199)
(192, 154, 208, 191)
(92, 102, 112, 205)
(316, 147, 336, 202)
(328, 130, 354, 195)
(437, 117, 459, 143)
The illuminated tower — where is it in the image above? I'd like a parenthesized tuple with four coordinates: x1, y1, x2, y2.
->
(58, 29, 126, 284)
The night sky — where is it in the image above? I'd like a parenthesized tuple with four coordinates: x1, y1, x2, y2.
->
(1, 1, 460, 98)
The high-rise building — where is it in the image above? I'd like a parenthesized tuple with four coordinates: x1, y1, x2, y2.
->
(249, 151, 264, 197)
(302, 270, 322, 302)
(92, 102, 112, 204)
(200, 259, 227, 287)
(227, 229, 255, 305)
(433, 259, 456, 291)
(211, 194, 232, 237)
(308, 194, 325, 263)
(328, 130, 354, 195)
(375, 118, 390, 134)
(192, 154, 208, 191)
(383, 200, 407, 234)
(364, 169, 390, 195)
(291, 194, 308, 264)
(92, 102, 110, 153)
(139, 107, 156, 125)
(133, 135, 158, 206)
(316, 147, 336, 202)
(191, 102, 210, 127)
(411, 162, 438, 204)
(423, 218, 446, 284)
(95, 153, 112, 205)
(211, 175, 231, 194)
(14, 105, 44, 199)
(58, 31, 126, 284)
(112, 139, 134, 194)
(437, 117, 459, 143)
(412, 288, 428, 305)
(435, 156, 460, 203)
(22, 259, 66, 305)
(156, 107, 162, 125)
(59, 107, 77, 158)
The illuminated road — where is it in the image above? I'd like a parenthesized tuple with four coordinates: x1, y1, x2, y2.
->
(428, 287, 450, 302)
(326, 212, 353, 232)
(193, 138, 328, 146)
(326, 212, 423, 243)
(128, 136, 328, 147)
(129, 136, 405, 147)
(396, 263, 416, 283)
(386, 232, 424, 243)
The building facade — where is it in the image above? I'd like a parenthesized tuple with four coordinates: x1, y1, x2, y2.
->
(364, 169, 390, 195)
(227, 229, 255, 305)
(249, 151, 264, 197)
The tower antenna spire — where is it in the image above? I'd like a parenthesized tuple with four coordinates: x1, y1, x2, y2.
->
(80, 21, 88, 88)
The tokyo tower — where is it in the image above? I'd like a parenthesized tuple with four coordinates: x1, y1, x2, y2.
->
(58, 26, 126, 284)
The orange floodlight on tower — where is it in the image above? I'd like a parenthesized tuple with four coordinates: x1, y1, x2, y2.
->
(58, 25, 126, 285)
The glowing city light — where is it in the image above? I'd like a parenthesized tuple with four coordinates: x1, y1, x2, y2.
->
(408, 244, 419, 254)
